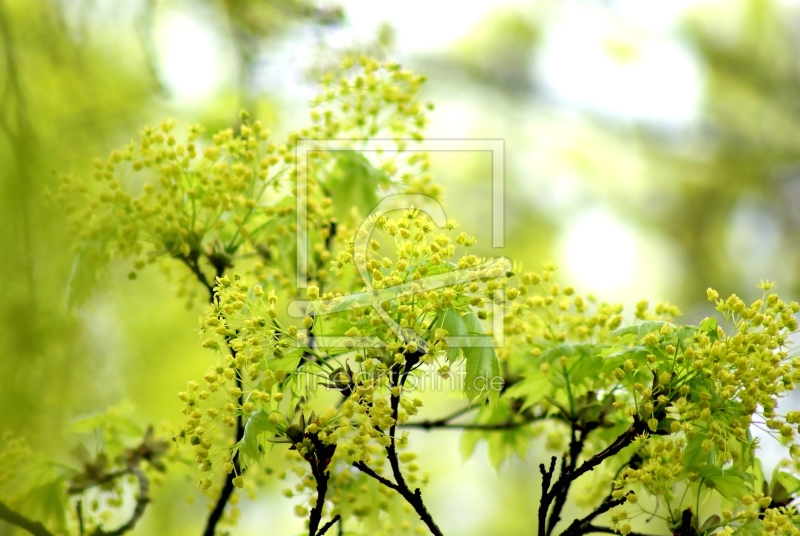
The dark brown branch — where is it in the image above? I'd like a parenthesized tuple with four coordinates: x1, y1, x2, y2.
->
(65, 427, 164, 536)
(68, 469, 131, 495)
(315, 514, 340, 536)
(546, 424, 587, 536)
(403, 407, 545, 431)
(191, 259, 246, 536)
(306, 444, 329, 536)
(538, 418, 646, 536)
(401, 406, 475, 429)
(77, 499, 85, 536)
(91, 466, 150, 536)
(382, 362, 444, 536)
(353, 462, 400, 492)
(584, 525, 662, 536)
(201, 371, 244, 536)
(560, 494, 630, 536)
(178, 254, 215, 301)
(538, 457, 558, 536)
(0, 501, 55, 536)
(549, 418, 646, 500)
(351, 360, 444, 535)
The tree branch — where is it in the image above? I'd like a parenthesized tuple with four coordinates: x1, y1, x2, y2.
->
(583, 525, 663, 536)
(0, 501, 56, 536)
(538, 457, 558, 536)
(91, 466, 150, 536)
(178, 254, 215, 302)
(560, 494, 630, 536)
(549, 418, 646, 500)
(191, 258, 245, 536)
(315, 514, 340, 536)
(538, 418, 646, 536)
(401, 406, 475, 429)
(201, 373, 243, 536)
(307, 443, 330, 536)
(352, 462, 400, 492)
(351, 359, 444, 535)
(383, 362, 444, 536)
(546, 423, 587, 536)
(403, 409, 545, 431)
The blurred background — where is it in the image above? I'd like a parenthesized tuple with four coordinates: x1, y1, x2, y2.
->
(2, 0, 800, 534)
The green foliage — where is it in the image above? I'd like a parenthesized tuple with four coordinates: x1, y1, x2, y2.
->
(6, 49, 798, 536)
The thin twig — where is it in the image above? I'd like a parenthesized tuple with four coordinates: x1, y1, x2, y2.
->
(0, 501, 56, 536)
(560, 494, 630, 536)
(538, 418, 646, 536)
(584, 525, 663, 536)
(77, 499, 85, 536)
(307, 439, 330, 536)
(179, 254, 215, 301)
(68, 469, 131, 494)
(91, 466, 150, 536)
(352, 462, 400, 492)
(549, 418, 646, 501)
(538, 457, 558, 536)
(380, 363, 444, 536)
(183, 256, 246, 536)
(315, 514, 341, 536)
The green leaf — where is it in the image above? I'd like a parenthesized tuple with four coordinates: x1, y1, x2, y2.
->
(71, 405, 143, 446)
(609, 321, 666, 340)
(464, 343, 501, 406)
(775, 471, 800, 496)
(539, 343, 597, 363)
(683, 428, 710, 474)
(699, 515, 721, 533)
(503, 371, 550, 411)
(460, 430, 481, 462)
(733, 520, 764, 536)
(568, 351, 602, 386)
(698, 465, 752, 501)
(239, 410, 277, 462)
(18, 480, 68, 532)
(699, 316, 718, 333)
(701, 467, 751, 501)
(326, 153, 388, 222)
(66, 242, 108, 309)
(311, 311, 357, 356)
(461, 313, 501, 406)
(461, 312, 485, 337)
(439, 309, 468, 362)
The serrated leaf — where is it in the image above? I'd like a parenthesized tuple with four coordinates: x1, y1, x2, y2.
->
(439, 309, 468, 362)
(733, 520, 764, 536)
(18, 480, 68, 532)
(66, 243, 108, 310)
(464, 343, 501, 406)
(503, 372, 550, 411)
(538, 343, 596, 363)
(775, 471, 800, 496)
(608, 321, 666, 341)
(460, 430, 481, 462)
(460, 313, 501, 406)
(699, 316, 718, 333)
(239, 410, 277, 462)
(683, 428, 710, 474)
(704, 468, 751, 501)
